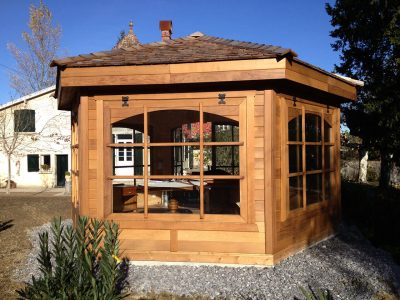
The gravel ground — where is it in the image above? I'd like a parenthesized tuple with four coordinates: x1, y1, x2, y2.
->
(15, 221, 400, 300)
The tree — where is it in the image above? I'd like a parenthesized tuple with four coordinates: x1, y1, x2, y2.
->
(7, 0, 60, 97)
(326, 0, 400, 187)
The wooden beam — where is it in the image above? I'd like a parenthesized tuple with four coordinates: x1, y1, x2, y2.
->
(264, 90, 276, 255)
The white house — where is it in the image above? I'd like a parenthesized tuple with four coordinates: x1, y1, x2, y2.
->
(0, 86, 71, 188)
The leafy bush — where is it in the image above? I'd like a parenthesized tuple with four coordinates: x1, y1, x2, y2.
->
(16, 217, 129, 299)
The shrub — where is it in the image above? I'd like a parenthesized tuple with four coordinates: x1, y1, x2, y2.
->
(16, 217, 129, 299)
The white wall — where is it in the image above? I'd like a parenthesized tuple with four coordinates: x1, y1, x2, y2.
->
(0, 90, 71, 188)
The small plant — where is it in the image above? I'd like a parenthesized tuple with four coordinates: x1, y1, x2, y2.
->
(40, 164, 50, 171)
(299, 285, 333, 300)
(64, 171, 71, 177)
(16, 217, 129, 299)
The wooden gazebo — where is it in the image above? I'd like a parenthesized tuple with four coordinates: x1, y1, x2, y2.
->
(51, 21, 358, 265)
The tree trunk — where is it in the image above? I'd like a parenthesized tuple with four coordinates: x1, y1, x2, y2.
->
(380, 150, 394, 188)
(6, 154, 11, 194)
(358, 148, 368, 183)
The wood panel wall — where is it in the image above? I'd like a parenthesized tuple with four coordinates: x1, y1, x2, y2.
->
(269, 93, 340, 262)
(76, 90, 273, 264)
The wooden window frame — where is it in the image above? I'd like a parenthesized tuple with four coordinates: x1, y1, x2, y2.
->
(281, 97, 338, 221)
(103, 96, 250, 225)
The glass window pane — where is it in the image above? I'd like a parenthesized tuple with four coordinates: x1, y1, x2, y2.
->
(324, 114, 333, 143)
(288, 108, 302, 142)
(324, 172, 334, 201)
(204, 146, 239, 175)
(112, 179, 142, 213)
(27, 154, 39, 172)
(289, 176, 303, 210)
(205, 179, 240, 215)
(305, 113, 321, 142)
(148, 109, 199, 143)
(306, 173, 322, 205)
(306, 145, 322, 171)
(113, 146, 144, 176)
(289, 145, 302, 173)
(142, 180, 199, 214)
(324, 145, 334, 170)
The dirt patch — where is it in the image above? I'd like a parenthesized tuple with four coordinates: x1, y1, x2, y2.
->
(0, 192, 70, 299)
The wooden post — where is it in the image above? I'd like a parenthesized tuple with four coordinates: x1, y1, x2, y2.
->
(144, 106, 149, 218)
(78, 96, 89, 216)
(264, 90, 276, 255)
(199, 103, 204, 219)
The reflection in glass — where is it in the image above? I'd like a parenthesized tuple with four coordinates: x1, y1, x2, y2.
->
(289, 176, 303, 210)
(288, 108, 302, 142)
(112, 127, 146, 176)
(306, 173, 322, 205)
(324, 146, 333, 170)
(305, 113, 321, 142)
(205, 146, 239, 175)
(324, 172, 333, 201)
(306, 146, 322, 171)
(149, 110, 199, 143)
(142, 180, 200, 214)
(205, 179, 240, 214)
(289, 145, 302, 173)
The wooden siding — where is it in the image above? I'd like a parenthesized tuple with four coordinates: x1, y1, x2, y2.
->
(76, 90, 269, 264)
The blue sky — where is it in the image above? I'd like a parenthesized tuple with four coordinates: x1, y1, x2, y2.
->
(0, 0, 337, 104)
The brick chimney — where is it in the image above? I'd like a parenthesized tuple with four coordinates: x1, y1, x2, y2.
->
(159, 20, 172, 41)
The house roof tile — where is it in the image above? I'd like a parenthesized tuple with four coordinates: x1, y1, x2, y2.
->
(50, 33, 297, 68)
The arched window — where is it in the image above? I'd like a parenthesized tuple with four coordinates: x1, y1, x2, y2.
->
(109, 104, 245, 217)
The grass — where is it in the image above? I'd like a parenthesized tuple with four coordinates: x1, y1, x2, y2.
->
(341, 181, 400, 264)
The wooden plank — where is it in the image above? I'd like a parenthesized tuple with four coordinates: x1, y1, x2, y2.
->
(96, 99, 104, 218)
(78, 96, 89, 216)
(199, 103, 205, 219)
(178, 230, 265, 243)
(169, 58, 286, 73)
(246, 95, 255, 223)
(62, 64, 171, 77)
(170, 230, 178, 252)
(178, 241, 265, 254)
(143, 106, 149, 218)
(264, 90, 276, 254)
(170, 69, 286, 85)
(124, 251, 274, 265)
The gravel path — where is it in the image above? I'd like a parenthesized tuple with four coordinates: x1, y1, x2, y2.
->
(15, 221, 400, 300)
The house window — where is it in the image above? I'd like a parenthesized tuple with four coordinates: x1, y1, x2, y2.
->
(40, 154, 51, 171)
(14, 109, 35, 132)
(286, 101, 336, 211)
(27, 154, 39, 172)
(110, 103, 245, 217)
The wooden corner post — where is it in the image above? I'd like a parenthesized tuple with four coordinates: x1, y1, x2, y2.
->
(264, 90, 276, 255)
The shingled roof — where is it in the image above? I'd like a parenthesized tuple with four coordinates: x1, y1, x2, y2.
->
(50, 32, 297, 68)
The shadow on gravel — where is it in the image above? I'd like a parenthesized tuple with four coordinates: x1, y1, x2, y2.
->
(0, 219, 13, 232)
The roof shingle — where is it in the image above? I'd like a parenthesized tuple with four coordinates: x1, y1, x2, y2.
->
(50, 33, 297, 68)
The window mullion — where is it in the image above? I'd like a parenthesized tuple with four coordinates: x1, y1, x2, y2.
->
(199, 103, 204, 219)
(302, 105, 306, 209)
(321, 108, 325, 201)
(143, 106, 149, 218)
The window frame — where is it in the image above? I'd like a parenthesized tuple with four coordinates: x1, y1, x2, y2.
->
(27, 154, 40, 172)
(106, 97, 248, 222)
(281, 97, 338, 220)
(14, 109, 35, 133)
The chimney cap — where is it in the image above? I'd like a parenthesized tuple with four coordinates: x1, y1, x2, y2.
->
(159, 20, 173, 32)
